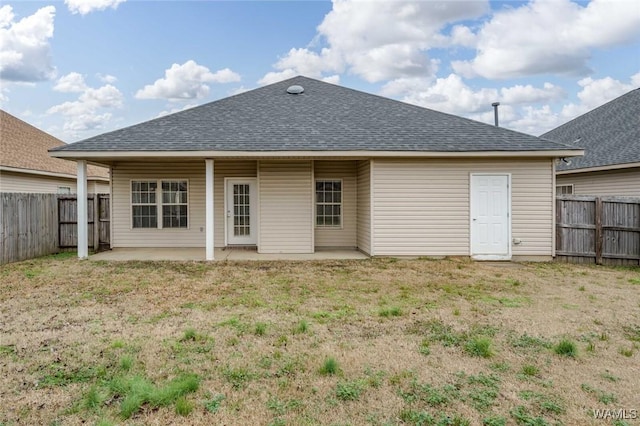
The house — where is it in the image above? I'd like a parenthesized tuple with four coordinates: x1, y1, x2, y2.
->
(1, 110, 110, 193)
(50, 76, 582, 260)
(542, 88, 639, 196)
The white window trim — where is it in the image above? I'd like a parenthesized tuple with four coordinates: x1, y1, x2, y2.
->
(315, 178, 343, 229)
(57, 186, 71, 194)
(130, 179, 190, 230)
(131, 180, 158, 229)
(555, 184, 574, 195)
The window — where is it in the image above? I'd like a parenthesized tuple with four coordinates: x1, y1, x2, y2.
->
(315, 180, 342, 227)
(131, 180, 188, 229)
(556, 184, 573, 195)
(162, 181, 188, 228)
(132, 181, 158, 228)
(57, 186, 71, 194)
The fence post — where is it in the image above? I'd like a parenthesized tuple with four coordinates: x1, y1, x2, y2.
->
(555, 198, 562, 258)
(93, 194, 99, 252)
(595, 197, 603, 265)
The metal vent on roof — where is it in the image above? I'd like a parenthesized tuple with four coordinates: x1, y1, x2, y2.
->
(286, 85, 304, 95)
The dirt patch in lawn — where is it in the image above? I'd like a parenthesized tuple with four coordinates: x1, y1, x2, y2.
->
(1, 255, 639, 425)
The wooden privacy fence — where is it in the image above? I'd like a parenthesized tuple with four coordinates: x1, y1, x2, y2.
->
(556, 195, 640, 266)
(1, 193, 110, 264)
(58, 194, 110, 251)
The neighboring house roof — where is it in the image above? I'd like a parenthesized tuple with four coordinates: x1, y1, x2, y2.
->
(1, 110, 109, 179)
(51, 76, 579, 158)
(543, 88, 640, 172)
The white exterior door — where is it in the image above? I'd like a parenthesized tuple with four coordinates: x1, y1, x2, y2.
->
(226, 178, 257, 245)
(470, 174, 510, 259)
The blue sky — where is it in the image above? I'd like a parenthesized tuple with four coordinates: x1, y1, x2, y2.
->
(1, 0, 639, 143)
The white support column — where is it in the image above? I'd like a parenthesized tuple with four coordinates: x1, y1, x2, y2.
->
(77, 160, 88, 259)
(205, 159, 215, 260)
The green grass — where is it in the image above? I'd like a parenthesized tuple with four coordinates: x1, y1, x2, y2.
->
(82, 385, 107, 410)
(335, 379, 365, 401)
(110, 340, 126, 349)
(204, 393, 225, 413)
(181, 327, 198, 341)
(222, 366, 255, 390)
(520, 364, 539, 377)
(254, 322, 268, 336)
(293, 319, 309, 334)
(101, 372, 200, 419)
(519, 390, 565, 415)
(510, 333, 552, 351)
(554, 339, 577, 358)
(465, 336, 494, 358)
(319, 357, 339, 376)
(378, 306, 402, 317)
(510, 405, 549, 425)
(175, 397, 194, 416)
(418, 339, 431, 356)
(4, 257, 640, 425)
(483, 416, 506, 426)
(581, 383, 618, 404)
(600, 371, 620, 382)
(118, 355, 133, 372)
(39, 363, 98, 387)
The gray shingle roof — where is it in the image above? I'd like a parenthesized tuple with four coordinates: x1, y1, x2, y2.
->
(542, 88, 640, 171)
(52, 76, 576, 154)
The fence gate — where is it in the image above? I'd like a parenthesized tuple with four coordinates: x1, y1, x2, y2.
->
(556, 195, 640, 266)
(58, 194, 110, 251)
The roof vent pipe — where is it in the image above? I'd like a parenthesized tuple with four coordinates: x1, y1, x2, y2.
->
(491, 102, 500, 127)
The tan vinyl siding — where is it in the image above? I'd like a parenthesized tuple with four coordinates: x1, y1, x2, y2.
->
(259, 160, 313, 253)
(0, 170, 77, 193)
(314, 160, 357, 248)
(111, 161, 205, 247)
(356, 160, 371, 255)
(557, 167, 640, 196)
(372, 159, 553, 257)
(214, 160, 257, 246)
(89, 181, 110, 194)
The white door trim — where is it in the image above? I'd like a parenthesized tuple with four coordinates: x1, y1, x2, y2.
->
(224, 177, 258, 246)
(470, 173, 512, 260)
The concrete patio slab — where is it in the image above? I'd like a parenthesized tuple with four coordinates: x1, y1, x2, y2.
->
(90, 248, 369, 261)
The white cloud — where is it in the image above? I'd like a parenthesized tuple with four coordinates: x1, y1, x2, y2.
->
(260, 0, 488, 84)
(501, 73, 639, 135)
(384, 71, 640, 136)
(228, 86, 251, 96)
(65, 0, 126, 15)
(0, 5, 56, 82)
(53, 72, 88, 93)
(448, 25, 476, 48)
(258, 69, 298, 85)
(500, 83, 565, 105)
(135, 60, 241, 100)
(322, 75, 340, 85)
(97, 73, 117, 84)
(47, 73, 123, 133)
(156, 103, 197, 118)
(559, 74, 639, 119)
(393, 73, 500, 115)
(453, 0, 640, 79)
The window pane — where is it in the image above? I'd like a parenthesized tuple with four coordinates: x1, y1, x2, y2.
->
(132, 205, 157, 228)
(162, 205, 187, 228)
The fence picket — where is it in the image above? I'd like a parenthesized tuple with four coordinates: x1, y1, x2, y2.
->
(1, 193, 110, 264)
(556, 195, 640, 266)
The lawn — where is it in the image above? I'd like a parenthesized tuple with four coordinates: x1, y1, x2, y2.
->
(0, 255, 638, 426)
